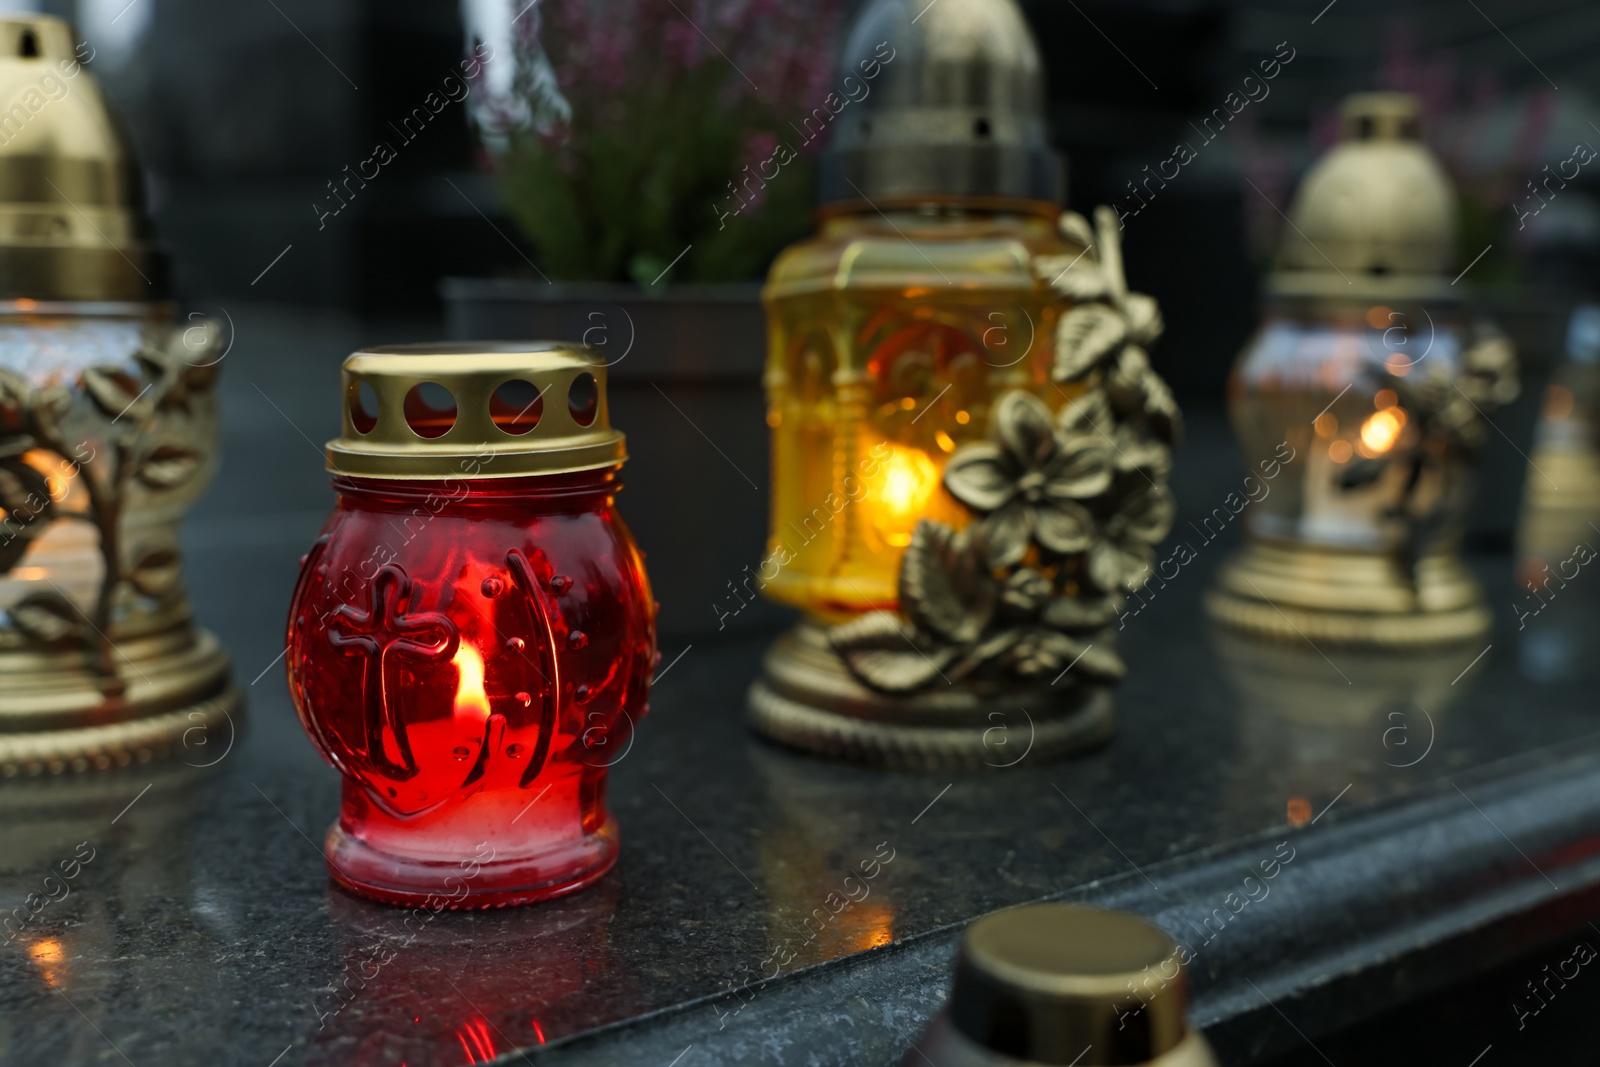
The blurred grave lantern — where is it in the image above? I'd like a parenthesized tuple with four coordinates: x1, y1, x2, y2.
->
(286, 343, 656, 907)
(747, 0, 1179, 768)
(0, 15, 237, 777)
(1515, 305, 1600, 679)
(1207, 92, 1518, 646)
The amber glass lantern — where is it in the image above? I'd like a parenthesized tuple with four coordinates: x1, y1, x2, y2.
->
(0, 15, 236, 777)
(749, 0, 1179, 768)
(286, 344, 655, 908)
(1207, 93, 1518, 646)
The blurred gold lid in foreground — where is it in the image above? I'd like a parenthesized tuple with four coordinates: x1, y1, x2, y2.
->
(950, 904, 1196, 1064)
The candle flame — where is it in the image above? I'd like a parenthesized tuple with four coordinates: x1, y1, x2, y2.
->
(1359, 408, 1406, 456)
(22, 448, 83, 507)
(452, 643, 492, 722)
(869, 444, 940, 548)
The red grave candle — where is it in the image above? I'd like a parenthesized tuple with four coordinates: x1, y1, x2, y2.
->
(286, 343, 656, 907)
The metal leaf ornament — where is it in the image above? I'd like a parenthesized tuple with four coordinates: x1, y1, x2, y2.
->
(830, 524, 994, 694)
(900, 522, 995, 644)
(1054, 304, 1126, 379)
(829, 207, 1178, 696)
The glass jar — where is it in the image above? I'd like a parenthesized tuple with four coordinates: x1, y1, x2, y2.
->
(286, 344, 655, 908)
(1231, 298, 1473, 553)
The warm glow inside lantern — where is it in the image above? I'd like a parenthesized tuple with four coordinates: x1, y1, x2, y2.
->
(755, 0, 1077, 624)
(286, 344, 655, 908)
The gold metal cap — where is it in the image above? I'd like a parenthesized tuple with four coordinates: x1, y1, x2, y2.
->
(326, 342, 626, 480)
(0, 15, 165, 301)
(1270, 91, 1458, 303)
(1336, 91, 1423, 142)
(950, 904, 1189, 1064)
(818, 0, 1062, 205)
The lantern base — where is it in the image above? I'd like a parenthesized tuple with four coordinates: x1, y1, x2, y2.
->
(748, 620, 1115, 770)
(1205, 540, 1490, 646)
(0, 628, 239, 776)
(324, 797, 620, 910)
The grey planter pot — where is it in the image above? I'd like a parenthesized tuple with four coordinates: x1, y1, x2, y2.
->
(440, 278, 792, 643)
(442, 279, 766, 382)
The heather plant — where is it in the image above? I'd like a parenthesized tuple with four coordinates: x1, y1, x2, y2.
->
(479, 0, 845, 285)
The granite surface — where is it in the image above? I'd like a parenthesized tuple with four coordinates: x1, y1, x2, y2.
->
(0, 305, 1596, 1067)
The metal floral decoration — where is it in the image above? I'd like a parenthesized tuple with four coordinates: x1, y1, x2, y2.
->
(829, 207, 1178, 695)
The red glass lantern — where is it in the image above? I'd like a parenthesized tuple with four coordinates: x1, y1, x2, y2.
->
(286, 343, 656, 908)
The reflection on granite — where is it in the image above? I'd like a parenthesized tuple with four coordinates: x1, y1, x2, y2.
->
(1211, 629, 1479, 807)
(0, 306, 1597, 1066)
(305, 879, 636, 1065)
(5, 553, 1596, 1066)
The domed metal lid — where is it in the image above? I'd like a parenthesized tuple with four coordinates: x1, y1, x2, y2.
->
(817, 0, 1062, 207)
(0, 16, 166, 302)
(1270, 92, 1458, 303)
(950, 904, 1189, 1064)
(326, 342, 626, 480)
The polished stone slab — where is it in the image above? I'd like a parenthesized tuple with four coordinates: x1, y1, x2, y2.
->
(0, 305, 1595, 1067)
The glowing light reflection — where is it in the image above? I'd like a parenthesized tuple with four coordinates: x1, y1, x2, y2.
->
(27, 937, 65, 988)
(454, 1016, 497, 1063)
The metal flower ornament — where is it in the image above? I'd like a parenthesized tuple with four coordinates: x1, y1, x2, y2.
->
(830, 207, 1179, 695)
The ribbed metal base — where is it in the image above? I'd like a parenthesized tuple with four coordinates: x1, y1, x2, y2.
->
(747, 621, 1114, 770)
(0, 628, 239, 776)
(1206, 540, 1490, 647)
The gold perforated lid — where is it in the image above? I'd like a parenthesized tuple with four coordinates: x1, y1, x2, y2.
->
(326, 342, 626, 480)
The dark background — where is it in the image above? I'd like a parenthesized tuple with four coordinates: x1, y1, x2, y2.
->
(7, 0, 1585, 650)
(7, 0, 1582, 623)
(17, 0, 1599, 371)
